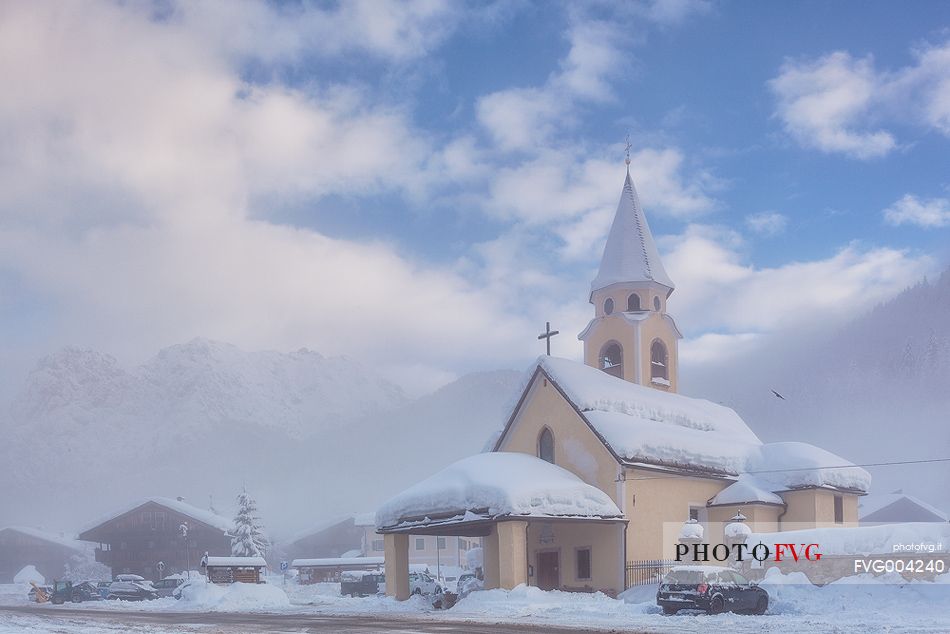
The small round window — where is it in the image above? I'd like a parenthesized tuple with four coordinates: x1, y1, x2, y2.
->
(653, 296, 661, 311)
(604, 298, 614, 315)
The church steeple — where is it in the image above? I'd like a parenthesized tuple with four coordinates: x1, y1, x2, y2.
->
(578, 165, 682, 392)
(591, 169, 674, 298)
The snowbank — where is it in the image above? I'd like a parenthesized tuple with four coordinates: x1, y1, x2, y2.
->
(13, 565, 44, 585)
(177, 581, 290, 611)
(376, 452, 622, 528)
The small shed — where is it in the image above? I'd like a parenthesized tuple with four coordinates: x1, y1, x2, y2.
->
(291, 556, 384, 584)
(201, 555, 267, 584)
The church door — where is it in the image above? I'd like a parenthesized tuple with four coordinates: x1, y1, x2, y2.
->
(537, 551, 559, 591)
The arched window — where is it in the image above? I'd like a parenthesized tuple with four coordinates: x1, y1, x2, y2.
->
(604, 297, 614, 315)
(600, 342, 623, 378)
(653, 296, 661, 311)
(538, 428, 555, 464)
(627, 294, 641, 312)
(651, 339, 669, 382)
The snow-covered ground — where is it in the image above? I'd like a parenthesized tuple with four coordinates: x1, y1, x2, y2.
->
(1, 571, 948, 633)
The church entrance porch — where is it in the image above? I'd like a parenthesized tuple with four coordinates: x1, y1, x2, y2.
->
(381, 516, 626, 600)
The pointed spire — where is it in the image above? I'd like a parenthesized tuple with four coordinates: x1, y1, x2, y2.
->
(591, 169, 674, 296)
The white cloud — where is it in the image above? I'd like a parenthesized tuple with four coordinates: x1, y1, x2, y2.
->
(640, 0, 713, 26)
(745, 211, 788, 236)
(769, 39, 950, 159)
(680, 332, 761, 366)
(769, 52, 895, 159)
(663, 225, 934, 334)
(476, 18, 622, 151)
(883, 194, 950, 228)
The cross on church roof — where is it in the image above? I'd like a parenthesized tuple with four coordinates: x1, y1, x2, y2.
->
(537, 322, 560, 356)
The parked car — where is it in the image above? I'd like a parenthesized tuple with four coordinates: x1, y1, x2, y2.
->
(151, 577, 184, 598)
(656, 566, 769, 615)
(456, 574, 483, 600)
(340, 571, 385, 597)
(409, 571, 442, 596)
(105, 581, 159, 601)
(69, 581, 104, 602)
(95, 581, 112, 599)
(172, 578, 208, 600)
(455, 572, 476, 594)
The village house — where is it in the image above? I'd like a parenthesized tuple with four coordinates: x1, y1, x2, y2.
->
(78, 497, 232, 580)
(286, 513, 480, 580)
(376, 162, 870, 600)
(859, 490, 949, 524)
(0, 526, 85, 583)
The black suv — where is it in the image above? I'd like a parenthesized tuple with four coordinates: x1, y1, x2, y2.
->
(656, 566, 768, 615)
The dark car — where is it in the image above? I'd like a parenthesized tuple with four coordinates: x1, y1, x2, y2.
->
(656, 566, 768, 615)
(340, 571, 385, 597)
(69, 581, 104, 602)
(105, 581, 159, 601)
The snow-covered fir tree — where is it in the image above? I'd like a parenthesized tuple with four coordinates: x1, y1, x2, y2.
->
(231, 486, 268, 557)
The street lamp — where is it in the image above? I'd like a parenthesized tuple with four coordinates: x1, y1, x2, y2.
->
(179, 522, 190, 579)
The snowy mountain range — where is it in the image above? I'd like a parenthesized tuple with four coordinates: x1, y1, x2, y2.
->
(0, 339, 521, 536)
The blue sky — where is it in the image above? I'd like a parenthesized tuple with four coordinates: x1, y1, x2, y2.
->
(0, 0, 948, 394)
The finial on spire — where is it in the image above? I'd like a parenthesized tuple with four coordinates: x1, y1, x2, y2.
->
(624, 134, 632, 167)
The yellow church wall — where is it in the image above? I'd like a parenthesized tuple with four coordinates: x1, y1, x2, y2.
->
(525, 520, 625, 595)
(581, 312, 679, 392)
(622, 467, 729, 561)
(496, 374, 621, 505)
(705, 504, 782, 542)
(780, 489, 861, 528)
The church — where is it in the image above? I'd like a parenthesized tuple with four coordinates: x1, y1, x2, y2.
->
(375, 161, 871, 599)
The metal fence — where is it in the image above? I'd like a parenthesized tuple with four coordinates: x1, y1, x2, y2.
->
(625, 559, 675, 588)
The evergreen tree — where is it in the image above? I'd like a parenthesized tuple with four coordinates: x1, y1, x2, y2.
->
(231, 486, 269, 557)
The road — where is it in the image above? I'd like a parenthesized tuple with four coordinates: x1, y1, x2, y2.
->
(0, 605, 635, 633)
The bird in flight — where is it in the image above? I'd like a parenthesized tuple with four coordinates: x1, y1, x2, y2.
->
(770, 389, 786, 401)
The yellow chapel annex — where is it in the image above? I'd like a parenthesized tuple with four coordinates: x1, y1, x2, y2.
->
(374, 161, 870, 600)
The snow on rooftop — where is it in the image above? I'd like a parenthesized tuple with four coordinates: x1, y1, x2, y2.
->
(529, 357, 870, 493)
(79, 496, 232, 535)
(376, 452, 623, 529)
(591, 171, 675, 294)
(1, 526, 84, 552)
(708, 475, 785, 507)
(291, 556, 384, 568)
(204, 556, 267, 567)
(859, 493, 949, 522)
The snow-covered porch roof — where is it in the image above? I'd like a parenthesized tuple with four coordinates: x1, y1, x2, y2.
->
(375, 453, 625, 536)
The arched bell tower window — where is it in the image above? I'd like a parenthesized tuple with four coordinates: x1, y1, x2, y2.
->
(651, 339, 669, 381)
(600, 342, 623, 378)
(538, 427, 555, 464)
(627, 293, 641, 312)
(604, 297, 614, 315)
(653, 296, 661, 311)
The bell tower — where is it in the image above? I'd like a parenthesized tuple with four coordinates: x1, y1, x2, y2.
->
(578, 158, 682, 392)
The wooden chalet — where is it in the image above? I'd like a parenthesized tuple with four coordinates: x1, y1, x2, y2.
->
(291, 556, 384, 584)
(202, 555, 267, 584)
(78, 497, 231, 580)
(0, 526, 85, 583)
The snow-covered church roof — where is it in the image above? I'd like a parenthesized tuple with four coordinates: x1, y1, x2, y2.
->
(497, 356, 870, 494)
(376, 452, 623, 530)
(590, 170, 675, 296)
